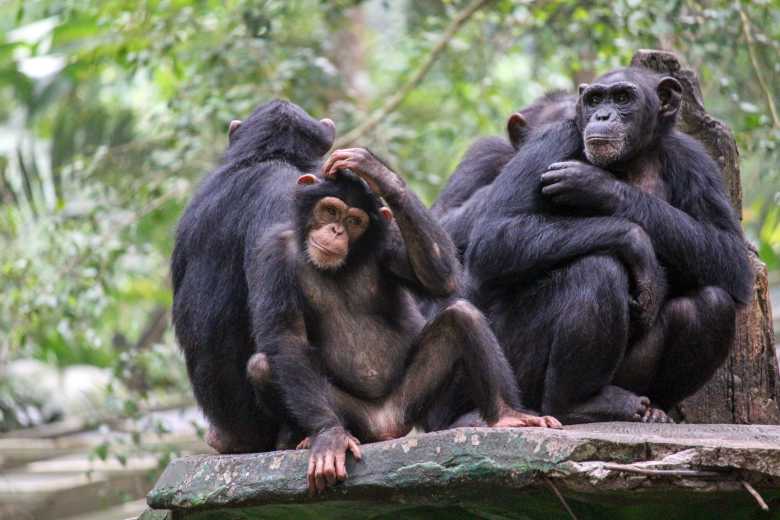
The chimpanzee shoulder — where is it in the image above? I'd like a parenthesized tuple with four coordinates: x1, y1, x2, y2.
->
(431, 136, 516, 218)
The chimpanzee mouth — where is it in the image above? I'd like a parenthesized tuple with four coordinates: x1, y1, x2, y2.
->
(310, 239, 345, 257)
(585, 136, 621, 144)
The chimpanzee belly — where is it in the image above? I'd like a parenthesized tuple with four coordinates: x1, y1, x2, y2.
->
(300, 261, 425, 401)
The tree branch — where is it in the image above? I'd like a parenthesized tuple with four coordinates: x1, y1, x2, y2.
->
(333, 0, 493, 148)
(737, 4, 780, 128)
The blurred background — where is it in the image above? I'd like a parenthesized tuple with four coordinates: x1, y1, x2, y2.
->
(0, 1, 778, 518)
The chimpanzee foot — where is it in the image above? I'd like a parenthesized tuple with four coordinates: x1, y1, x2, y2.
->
(451, 409, 561, 429)
(491, 409, 562, 429)
(296, 436, 311, 450)
(206, 424, 251, 454)
(450, 411, 484, 428)
(641, 405, 674, 423)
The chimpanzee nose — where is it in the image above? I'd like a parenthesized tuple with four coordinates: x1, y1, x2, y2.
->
(595, 110, 612, 122)
(329, 224, 344, 236)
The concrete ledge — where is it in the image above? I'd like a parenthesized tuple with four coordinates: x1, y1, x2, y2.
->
(145, 423, 780, 519)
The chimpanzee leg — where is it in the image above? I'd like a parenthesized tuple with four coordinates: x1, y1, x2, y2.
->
(541, 255, 651, 423)
(199, 348, 280, 454)
(647, 286, 736, 408)
(394, 299, 559, 430)
(297, 299, 558, 446)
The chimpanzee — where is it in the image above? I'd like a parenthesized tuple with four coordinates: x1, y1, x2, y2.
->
(463, 67, 754, 424)
(248, 148, 560, 494)
(432, 92, 576, 258)
(171, 100, 336, 453)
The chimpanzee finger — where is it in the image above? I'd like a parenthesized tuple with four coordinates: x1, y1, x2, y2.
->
(314, 456, 326, 494)
(540, 168, 573, 185)
(544, 416, 563, 429)
(307, 456, 316, 495)
(324, 160, 359, 178)
(335, 450, 347, 481)
(322, 452, 337, 486)
(547, 161, 580, 171)
(347, 438, 363, 460)
(541, 182, 569, 197)
(321, 150, 353, 176)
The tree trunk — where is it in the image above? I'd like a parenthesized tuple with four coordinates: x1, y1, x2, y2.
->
(630, 49, 779, 424)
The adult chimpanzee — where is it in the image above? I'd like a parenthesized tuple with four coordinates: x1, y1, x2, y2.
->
(463, 67, 754, 424)
(249, 149, 560, 494)
(432, 92, 576, 258)
(171, 100, 336, 454)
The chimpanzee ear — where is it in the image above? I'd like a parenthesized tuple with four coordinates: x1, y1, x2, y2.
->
(506, 112, 528, 149)
(657, 77, 682, 117)
(379, 206, 394, 222)
(320, 118, 336, 143)
(228, 120, 242, 140)
(297, 174, 319, 186)
(578, 83, 589, 96)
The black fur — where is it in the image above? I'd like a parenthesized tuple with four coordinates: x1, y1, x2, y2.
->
(247, 159, 533, 450)
(171, 99, 334, 452)
(457, 68, 754, 423)
(432, 92, 577, 259)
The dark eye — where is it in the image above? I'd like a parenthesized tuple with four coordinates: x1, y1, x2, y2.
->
(588, 94, 602, 106)
(347, 216, 362, 227)
(326, 206, 337, 217)
(614, 91, 629, 104)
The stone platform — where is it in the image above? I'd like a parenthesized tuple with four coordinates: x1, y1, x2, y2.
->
(142, 423, 780, 519)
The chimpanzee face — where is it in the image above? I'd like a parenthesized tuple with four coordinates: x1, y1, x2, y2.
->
(306, 196, 370, 270)
(294, 172, 391, 271)
(576, 69, 681, 167)
(578, 80, 644, 166)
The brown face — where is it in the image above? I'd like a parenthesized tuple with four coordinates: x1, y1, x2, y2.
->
(307, 196, 369, 270)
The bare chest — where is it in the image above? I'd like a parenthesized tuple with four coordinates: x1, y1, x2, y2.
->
(624, 159, 668, 201)
(298, 261, 419, 399)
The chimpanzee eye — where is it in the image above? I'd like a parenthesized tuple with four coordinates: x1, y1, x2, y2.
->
(588, 94, 602, 106)
(326, 206, 337, 217)
(348, 216, 362, 227)
(614, 91, 629, 104)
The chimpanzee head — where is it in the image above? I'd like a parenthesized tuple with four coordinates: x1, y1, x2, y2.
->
(294, 171, 392, 271)
(575, 68, 682, 166)
(225, 99, 336, 171)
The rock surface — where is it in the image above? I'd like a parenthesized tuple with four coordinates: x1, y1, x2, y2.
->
(144, 423, 780, 519)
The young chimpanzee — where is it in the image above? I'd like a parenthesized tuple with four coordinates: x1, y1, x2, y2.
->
(171, 100, 335, 454)
(464, 67, 754, 424)
(248, 148, 560, 494)
(432, 92, 576, 258)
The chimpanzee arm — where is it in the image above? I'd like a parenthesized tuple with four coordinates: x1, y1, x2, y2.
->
(466, 120, 652, 287)
(323, 148, 461, 297)
(382, 187, 462, 297)
(467, 213, 653, 288)
(611, 134, 754, 304)
(245, 227, 343, 434)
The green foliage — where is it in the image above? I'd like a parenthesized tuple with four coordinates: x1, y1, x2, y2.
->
(0, 0, 778, 404)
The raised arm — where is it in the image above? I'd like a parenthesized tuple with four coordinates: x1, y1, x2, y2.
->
(322, 148, 461, 297)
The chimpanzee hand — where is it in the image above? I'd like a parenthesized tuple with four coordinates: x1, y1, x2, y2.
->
(622, 226, 666, 335)
(322, 148, 405, 201)
(306, 426, 362, 495)
(540, 161, 623, 213)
